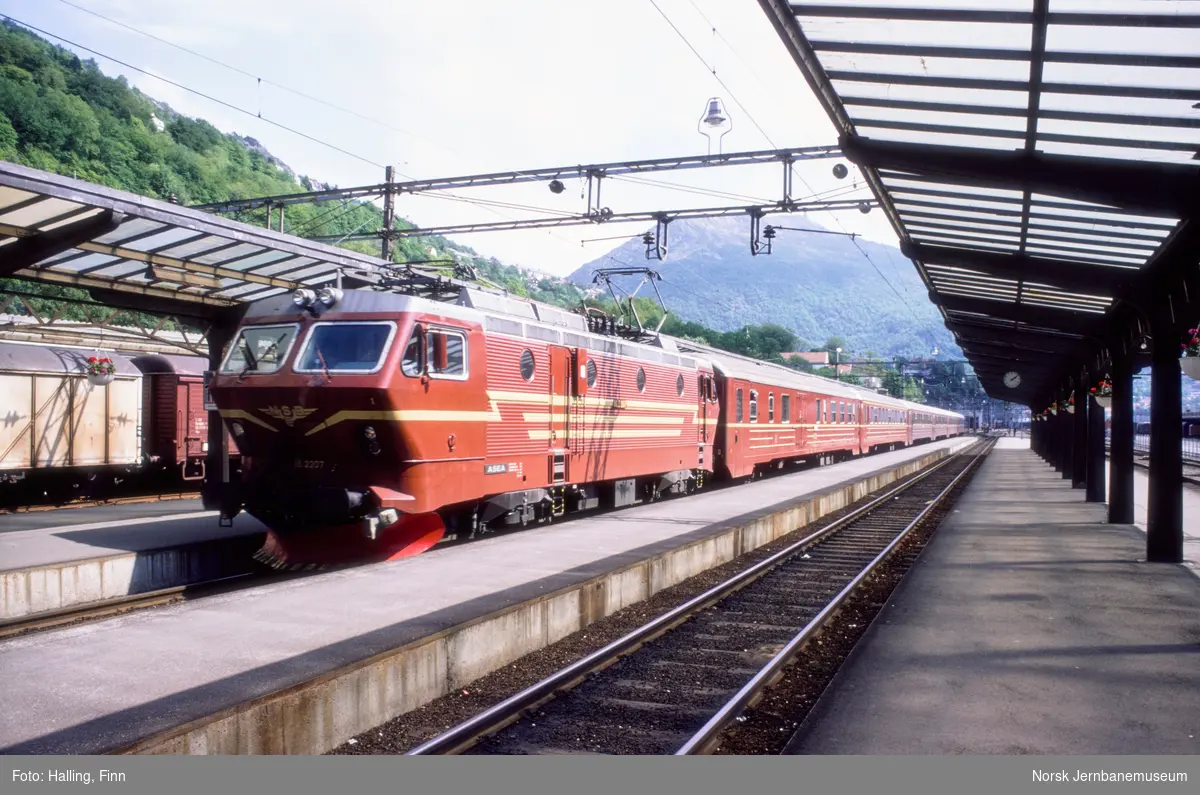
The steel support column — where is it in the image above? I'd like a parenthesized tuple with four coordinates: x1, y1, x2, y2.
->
(201, 320, 236, 512)
(1086, 391, 1107, 503)
(1108, 351, 1135, 524)
(1059, 410, 1073, 480)
(1072, 383, 1087, 489)
(1147, 316, 1184, 563)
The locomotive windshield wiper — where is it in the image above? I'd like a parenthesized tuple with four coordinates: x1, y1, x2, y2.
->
(237, 340, 258, 382)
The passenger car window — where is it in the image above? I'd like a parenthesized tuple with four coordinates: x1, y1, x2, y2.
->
(749, 390, 758, 423)
(736, 389, 743, 422)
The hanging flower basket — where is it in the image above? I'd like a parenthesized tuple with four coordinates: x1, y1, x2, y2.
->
(85, 355, 116, 386)
(1089, 378, 1112, 409)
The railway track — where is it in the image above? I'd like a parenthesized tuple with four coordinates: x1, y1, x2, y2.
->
(406, 437, 994, 756)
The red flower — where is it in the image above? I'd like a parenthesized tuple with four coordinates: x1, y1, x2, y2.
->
(1090, 387, 1097, 393)
(88, 356, 97, 363)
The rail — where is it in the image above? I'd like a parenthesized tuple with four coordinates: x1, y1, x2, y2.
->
(405, 437, 993, 756)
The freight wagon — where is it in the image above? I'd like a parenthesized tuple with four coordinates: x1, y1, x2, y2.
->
(0, 340, 239, 508)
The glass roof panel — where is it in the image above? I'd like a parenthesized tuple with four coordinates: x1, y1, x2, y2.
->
(851, 124, 1027, 150)
(834, 82, 1029, 109)
(817, 51, 1033, 81)
(115, 227, 208, 253)
(1046, 23, 1200, 58)
(1040, 92, 1200, 118)
(795, 17, 1033, 48)
(881, 175, 1026, 201)
(848, 104, 1030, 131)
(1041, 61, 1200, 92)
(90, 261, 150, 279)
(1036, 140, 1197, 163)
(46, 253, 115, 273)
(190, 242, 262, 265)
(0, 197, 82, 228)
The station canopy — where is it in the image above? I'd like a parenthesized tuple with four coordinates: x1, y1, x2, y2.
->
(758, 0, 1200, 406)
(0, 162, 387, 321)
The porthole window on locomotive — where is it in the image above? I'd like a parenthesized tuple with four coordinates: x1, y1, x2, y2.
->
(586, 359, 597, 388)
(520, 349, 535, 381)
(676, 373, 684, 396)
(636, 367, 646, 392)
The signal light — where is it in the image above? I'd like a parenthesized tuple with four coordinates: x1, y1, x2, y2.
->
(230, 421, 245, 437)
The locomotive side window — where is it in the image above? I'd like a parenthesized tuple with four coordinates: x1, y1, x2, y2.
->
(427, 328, 467, 379)
(400, 327, 424, 377)
(736, 389, 743, 422)
(768, 393, 774, 423)
(816, 399, 822, 423)
(636, 367, 646, 392)
(749, 390, 758, 423)
(520, 349, 535, 381)
(220, 323, 299, 374)
(295, 321, 395, 374)
(587, 359, 597, 388)
(782, 394, 790, 423)
(676, 373, 685, 396)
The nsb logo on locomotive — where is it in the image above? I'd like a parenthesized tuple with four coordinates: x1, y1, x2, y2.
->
(259, 406, 318, 427)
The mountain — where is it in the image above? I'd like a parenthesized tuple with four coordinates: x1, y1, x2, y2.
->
(569, 214, 960, 360)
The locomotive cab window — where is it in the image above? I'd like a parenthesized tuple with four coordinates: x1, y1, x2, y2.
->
(296, 321, 396, 374)
(220, 323, 299, 375)
(400, 326, 424, 377)
(427, 327, 467, 379)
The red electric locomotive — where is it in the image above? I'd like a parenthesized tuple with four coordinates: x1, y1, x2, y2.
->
(209, 286, 718, 568)
(209, 283, 963, 569)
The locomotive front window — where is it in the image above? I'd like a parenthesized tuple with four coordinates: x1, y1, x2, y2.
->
(220, 324, 298, 374)
(295, 322, 396, 374)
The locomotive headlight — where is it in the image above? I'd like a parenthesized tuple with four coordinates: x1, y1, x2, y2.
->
(318, 286, 343, 307)
(292, 288, 316, 307)
(230, 421, 245, 437)
(362, 425, 377, 440)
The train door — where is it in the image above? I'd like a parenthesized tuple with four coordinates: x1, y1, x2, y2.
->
(548, 345, 572, 486)
(698, 373, 712, 444)
(795, 393, 806, 451)
(730, 379, 749, 476)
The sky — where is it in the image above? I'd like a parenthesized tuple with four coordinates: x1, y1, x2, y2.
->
(0, 0, 897, 276)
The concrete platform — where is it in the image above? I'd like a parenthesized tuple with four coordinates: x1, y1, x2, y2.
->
(784, 437, 1200, 755)
(0, 437, 974, 755)
(0, 505, 267, 619)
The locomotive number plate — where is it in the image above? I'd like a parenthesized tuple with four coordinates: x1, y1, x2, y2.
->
(294, 459, 325, 470)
